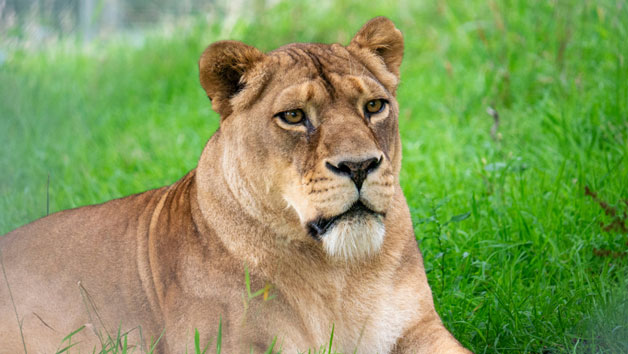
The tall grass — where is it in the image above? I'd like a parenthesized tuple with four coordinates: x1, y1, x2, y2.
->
(1, 0, 627, 352)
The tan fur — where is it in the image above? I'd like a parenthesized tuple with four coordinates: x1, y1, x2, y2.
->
(0, 17, 471, 353)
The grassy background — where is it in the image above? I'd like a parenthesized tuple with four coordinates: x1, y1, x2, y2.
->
(1, 0, 628, 352)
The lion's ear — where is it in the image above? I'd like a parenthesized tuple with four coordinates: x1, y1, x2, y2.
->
(199, 40, 265, 118)
(348, 17, 404, 79)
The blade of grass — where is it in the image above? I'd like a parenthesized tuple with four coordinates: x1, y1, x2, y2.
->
(216, 317, 222, 354)
(0, 249, 28, 354)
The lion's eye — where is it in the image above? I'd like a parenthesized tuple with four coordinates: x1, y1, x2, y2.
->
(364, 99, 386, 115)
(277, 109, 306, 125)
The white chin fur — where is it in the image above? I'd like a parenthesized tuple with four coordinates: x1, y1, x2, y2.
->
(322, 214, 385, 262)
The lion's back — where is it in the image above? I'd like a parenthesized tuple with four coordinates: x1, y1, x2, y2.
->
(0, 187, 167, 353)
(0, 186, 166, 271)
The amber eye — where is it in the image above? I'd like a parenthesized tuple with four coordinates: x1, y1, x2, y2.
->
(277, 109, 306, 124)
(365, 99, 386, 115)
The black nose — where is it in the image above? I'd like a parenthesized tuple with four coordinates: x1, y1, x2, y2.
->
(326, 156, 382, 191)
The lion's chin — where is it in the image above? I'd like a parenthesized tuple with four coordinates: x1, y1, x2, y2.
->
(321, 213, 385, 262)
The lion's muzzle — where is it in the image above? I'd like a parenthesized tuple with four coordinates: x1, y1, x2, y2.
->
(306, 178, 389, 261)
(325, 155, 383, 191)
(307, 200, 383, 239)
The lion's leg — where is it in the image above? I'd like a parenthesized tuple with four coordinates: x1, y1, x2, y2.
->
(392, 311, 472, 354)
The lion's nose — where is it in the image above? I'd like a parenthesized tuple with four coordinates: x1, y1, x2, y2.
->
(326, 156, 382, 191)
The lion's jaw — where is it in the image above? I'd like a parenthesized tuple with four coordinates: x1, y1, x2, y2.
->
(318, 205, 386, 262)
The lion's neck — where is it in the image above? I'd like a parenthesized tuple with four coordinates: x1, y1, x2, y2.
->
(194, 134, 280, 267)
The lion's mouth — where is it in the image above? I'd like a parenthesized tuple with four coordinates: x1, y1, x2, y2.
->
(307, 201, 383, 239)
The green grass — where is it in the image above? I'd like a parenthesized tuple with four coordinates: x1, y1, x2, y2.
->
(1, 0, 628, 352)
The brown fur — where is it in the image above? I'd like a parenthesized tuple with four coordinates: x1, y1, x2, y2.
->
(0, 17, 471, 353)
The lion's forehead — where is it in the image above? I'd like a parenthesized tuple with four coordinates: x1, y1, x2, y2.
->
(232, 43, 393, 115)
(261, 44, 388, 108)
(271, 75, 387, 113)
(269, 43, 358, 75)
(268, 44, 386, 91)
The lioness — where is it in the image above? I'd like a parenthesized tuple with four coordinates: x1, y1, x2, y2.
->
(0, 17, 471, 353)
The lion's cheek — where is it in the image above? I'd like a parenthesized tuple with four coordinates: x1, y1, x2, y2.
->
(359, 173, 395, 214)
(282, 188, 316, 225)
(307, 182, 357, 213)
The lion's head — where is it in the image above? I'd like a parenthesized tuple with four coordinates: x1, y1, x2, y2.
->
(198, 17, 404, 262)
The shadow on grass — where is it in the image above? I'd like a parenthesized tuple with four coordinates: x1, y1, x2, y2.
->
(571, 280, 628, 353)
